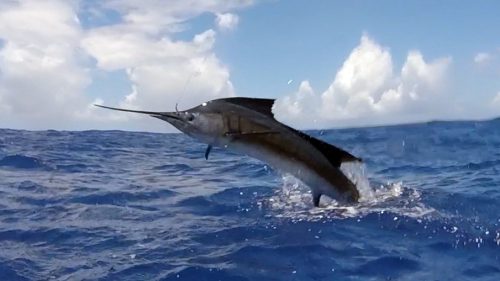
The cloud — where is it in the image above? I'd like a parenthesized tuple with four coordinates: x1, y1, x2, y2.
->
(215, 13, 239, 31)
(274, 35, 452, 129)
(0, 0, 90, 129)
(272, 81, 320, 128)
(102, 0, 251, 34)
(474, 52, 492, 64)
(0, 0, 251, 131)
(79, 1, 252, 131)
(81, 10, 239, 131)
(492, 92, 500, 107)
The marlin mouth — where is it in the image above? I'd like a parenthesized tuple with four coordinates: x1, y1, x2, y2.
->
(151, 113, 182, 122)
(152, 113, 180, 120)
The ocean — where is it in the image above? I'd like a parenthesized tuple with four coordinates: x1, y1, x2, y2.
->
(0, 119, 499, 280)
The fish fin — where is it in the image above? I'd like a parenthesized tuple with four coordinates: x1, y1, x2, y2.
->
(218, 98, 276, 118)
(205, 145, 212, 160)
(312, 192, 322, 207)
(291, 129, 361, 168)
(309, 135, 361, 167)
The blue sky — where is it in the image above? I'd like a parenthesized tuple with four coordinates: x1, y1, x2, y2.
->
(221, 1, 499, 98)
(0, 0, 499, 131)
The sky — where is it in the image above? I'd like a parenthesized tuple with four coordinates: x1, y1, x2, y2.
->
(0, 0, 499, 132)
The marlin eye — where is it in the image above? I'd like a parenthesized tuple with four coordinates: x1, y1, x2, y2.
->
(187, 115, 194, 121)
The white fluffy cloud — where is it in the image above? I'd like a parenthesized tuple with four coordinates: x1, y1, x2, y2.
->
(80, 1, 245, 131)
(82, 25, 235, 131)
(0, 1, 494, 132)
(474, 52, 492, 64)
(215, 13, 239, 31)
(492, 92, 500, 106)
(0, 0, 251, 131)
(104, 0, 250, 33)
(274, 35, 452, 129)
(0, 0, 90, 129)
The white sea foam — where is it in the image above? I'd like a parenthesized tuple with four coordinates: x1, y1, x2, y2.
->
(265, 163, 436, 221)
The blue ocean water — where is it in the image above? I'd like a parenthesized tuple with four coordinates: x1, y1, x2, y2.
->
(0, 120, 499, 281)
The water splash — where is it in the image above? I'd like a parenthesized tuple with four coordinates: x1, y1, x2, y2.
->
(264, 163, 436, 221)
(341, 161, 374, 200)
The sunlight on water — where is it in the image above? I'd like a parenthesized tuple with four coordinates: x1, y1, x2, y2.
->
(265, 163, 436, 221)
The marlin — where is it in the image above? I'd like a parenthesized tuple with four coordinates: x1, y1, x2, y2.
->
(95, 97, 362, 206)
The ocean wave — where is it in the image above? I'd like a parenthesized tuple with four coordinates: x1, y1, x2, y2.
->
(0, 124, 499, 280)
(70, 189, 175, 205)
(0, 154, 48, 170)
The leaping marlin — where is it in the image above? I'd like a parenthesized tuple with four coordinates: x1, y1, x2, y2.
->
(95, 97, 361, 206)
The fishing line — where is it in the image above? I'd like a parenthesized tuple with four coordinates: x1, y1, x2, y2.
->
(176, 54, 209, 109)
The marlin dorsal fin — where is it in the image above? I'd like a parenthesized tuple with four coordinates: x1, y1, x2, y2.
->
(220, 98, 276, 118)
(294, 130, 361, 168)
(311, 136, 361, 167)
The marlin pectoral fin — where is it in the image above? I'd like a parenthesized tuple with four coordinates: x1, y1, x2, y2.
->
(205, 145, 212, 160)
(313, 192, 322, 207)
